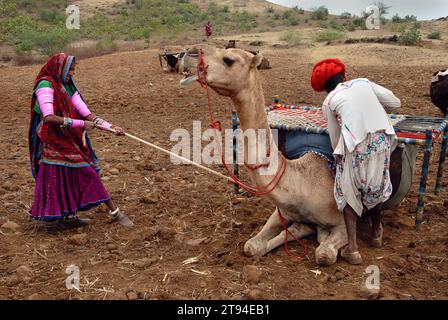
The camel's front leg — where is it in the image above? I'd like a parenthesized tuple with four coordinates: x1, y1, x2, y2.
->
(244, 208, 315, 257)
(315, 224, 348, 266)
(262, 222, 315, 255)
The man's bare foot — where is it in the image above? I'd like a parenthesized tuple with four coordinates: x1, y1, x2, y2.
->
(371, 224, 383, 248)
(341, 246, 363, 265)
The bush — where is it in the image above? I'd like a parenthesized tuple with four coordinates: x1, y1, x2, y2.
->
(0, 0, 17, 17)
(399, 24, 421, 46)
(282, 9, 296, 20)
(265, 6, 274, 14)
(293, 6, 305, 14)
(95, 39, 118, 54)
(391, 14, 402, 23)
(38, 9, 64, 23)
(314, 30, 346, 42)
(340, 12, 352, 19)
(392, 14, 418, 23)
(126, 27, 150, 41)
(353, 17, 366, 29)
(345, 23, 356, 32)
(404, 15, 418, 22)
(18, 28, 77, 56)
(280, 31, 301, 46)
(427, 31, 441, 40)
(329, 20, 345, 31)
(287, 16, 300, 26)
(311, 6, 329, 20)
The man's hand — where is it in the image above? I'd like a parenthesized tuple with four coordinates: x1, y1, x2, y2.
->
(111, 125, 125, 136)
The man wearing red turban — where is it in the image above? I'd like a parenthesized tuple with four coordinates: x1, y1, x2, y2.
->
(311, 58, 346, 92)
(311, 58, 401, 264)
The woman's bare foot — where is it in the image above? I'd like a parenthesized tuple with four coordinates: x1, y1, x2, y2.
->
(109, 208, 134, 227)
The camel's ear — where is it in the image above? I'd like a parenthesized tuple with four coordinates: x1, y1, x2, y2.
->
(251, 53, 263, 69)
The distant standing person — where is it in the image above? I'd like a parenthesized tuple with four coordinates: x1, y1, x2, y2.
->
(29, 53, 133, 228)
(205, 21, 212, 39)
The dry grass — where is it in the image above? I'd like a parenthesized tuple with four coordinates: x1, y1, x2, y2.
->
(13, 53, 47, 66)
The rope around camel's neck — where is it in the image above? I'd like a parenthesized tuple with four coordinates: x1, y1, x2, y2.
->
(230, 77, 287, 184)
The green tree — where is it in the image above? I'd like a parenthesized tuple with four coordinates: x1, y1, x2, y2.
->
(311, 6, 329, 20)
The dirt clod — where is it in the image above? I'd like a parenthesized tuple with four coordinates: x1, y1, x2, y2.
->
(242, 265, 263, 284)
(1, 221, 19, 232)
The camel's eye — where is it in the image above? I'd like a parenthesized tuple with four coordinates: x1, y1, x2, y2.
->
(223, 57, 235, 67)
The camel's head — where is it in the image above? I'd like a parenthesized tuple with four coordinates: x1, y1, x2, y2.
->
(180, 45, 264, 97)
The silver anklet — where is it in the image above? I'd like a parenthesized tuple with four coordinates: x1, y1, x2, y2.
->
(109, 208, 120, 218)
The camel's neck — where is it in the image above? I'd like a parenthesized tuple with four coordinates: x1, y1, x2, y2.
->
(230, 72, 287, 187)
(231, 74, 269, 133)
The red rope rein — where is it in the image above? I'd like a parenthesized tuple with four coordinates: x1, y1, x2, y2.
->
(277, 208, 309, 260)
(196, 49, 307, 258)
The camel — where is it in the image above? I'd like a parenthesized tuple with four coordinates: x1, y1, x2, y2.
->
(179, 45, 416, 266)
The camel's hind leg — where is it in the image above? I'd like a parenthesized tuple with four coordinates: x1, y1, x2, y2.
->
(315, 225, 348, 266)
(244, 208, 315, 257)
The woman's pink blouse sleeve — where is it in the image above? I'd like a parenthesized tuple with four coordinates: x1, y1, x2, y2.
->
(71, 91, 92, 118)
(35, 87, 55, 118)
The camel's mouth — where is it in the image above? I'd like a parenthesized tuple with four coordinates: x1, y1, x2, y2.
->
(179, 51, 202, 86)
(180, 72, 199, 86)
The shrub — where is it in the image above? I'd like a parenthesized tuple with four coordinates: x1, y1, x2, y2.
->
(311, 6, 329, 20)
(392, 14, 418, 23)
(126, 27, 150, 41)
(282, 9, 294, 20)
(287, 16, 300, 26)
(353, 17, 366, 29)
(391, 14, 402, 23)
(404, 15, 418, 22)
(95, 39, 118, 54)
(345, 23, 356, 32)
(329, 20, 345, 31)
(18, 28, 77, 56)
(265, 6, 274, 14)
(399, 24, 422, 46)
(38, 9, 64, 23)
(293, 6, 305, 14)
(340, 12, 352, 19)
(0, 0, 17, 17)
(314, 30, 346, 42)
(280, 31, 301, 46)
(428, 31, 441, 40)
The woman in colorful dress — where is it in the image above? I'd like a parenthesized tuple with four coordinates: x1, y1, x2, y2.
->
(29, 53, 133, 228)
(311, 58, 401, 264)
